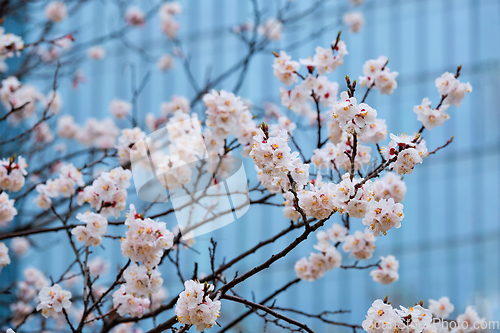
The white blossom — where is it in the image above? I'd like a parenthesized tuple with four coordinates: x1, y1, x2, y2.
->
(370, 255, 399, 285)
(57, 115, 79, 138)
(413, 97, 450, 130)
(343, 11, 365, 33)
(109, 99, 132, 119)
(72, 211, 108, 247)
(157, 54, 174, 72)
(0, 28, 24, 57)
(362, 198, 404, 236)
(359, 56, 399, 95)
(428, 297, 454, 319)
(272, 51, 300, 86)
(258, 18, 282, 40)
(45, 1, 67, 22)
(331, 91, 377, 135)
(435, 72, 472, 107)
(342, 229, 376, 259)
(11, 237, 30, 256)
(112, 285, 150, 318)
(373, 172, 406, 203)
(0, 192, 17, 227)
(36, 284, 72, 318)
(0, 242, 10, 272)
(120, 204, 174, 268)
(87, 46, 106, 61)
(175, 280, 221, 332)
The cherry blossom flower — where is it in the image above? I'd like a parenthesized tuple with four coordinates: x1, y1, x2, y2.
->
(413, 97, 450, 130)
(72, 211, 108, 247)
(0, 242, 10, 272)
(373, 172, 406, 203)
(175, 280, 221, 332)
(44, 1, 67, 22)
(109, 99, 132, 119)
(428, 296, 455, 318)
(436, 72, 472, 107)
(258, 18, 283, 40)
(362, 198, 404, 236)
(112, 285, 150, 317)
(343, 11, 365, 33)
(359, 56, 399, 95)
(0, 192, 17, 227)
(125, 6, 145, 26)
(331, 91, 377, 135)
(157, 54, 174, 72)
(272, 51, 300, 86)
(370, 255, 399, 284)
(342, 229, 376, 259)
(57, 115, 79, 138)
(11, 237, 30, 256)
(87, 46, 106, 61)
(120, 204, 174, 268)
(36, 284, 72, 318)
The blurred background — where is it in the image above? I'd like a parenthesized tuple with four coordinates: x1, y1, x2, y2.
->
(2, 0, 500, 331)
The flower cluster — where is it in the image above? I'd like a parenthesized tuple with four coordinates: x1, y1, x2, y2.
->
(250, 129, 309, 192)
(362, 198, 404, 236)
(72, 211, 108, 247)
(272, 51, 300, 86)
(0, 27, 24, 58)
(373, 172, 406, 203)
(109, 99, 132, 119)
(203, 90, 257, 145)
(435, 71, 472, 107)
(159, 2, 182, 39)
(258, 18, 282, 41)
(307, 39, 348, 75)
(343, 11, 365, 33)
(36, 284, 72, 319)
(57, 115, 79, 138)
(362, 299, 433, 333)
(10, 268, 48, 325)
(161, 95, 191, 117)
(112, 285, 151, 318)
(37, 35, 73, 64)
(385, 133, 428, 175)
(116, 127, 146, 164)
(175, 280, 221, 332)
(34, 164, 85, 210)
(0, 192, 18, 227)
(413, 97, 450, 130)
(76, 117, 119, 148)
(123, 263, 163, 297)
(370, 255, 399, 284)
(359, 118, 388, 144)
(311, 133, 372, 172)
(359, 56, 399, 95)
(11, 237, 30, 256)
(342, 229, 377, 259)
(294, 237, 343, 282)
(44, 1, 67, 23)
(0, 76, 44, 125)
(120, 204, 174, 268)
(332, 91, 377, 135)
(76, 166, 131, 217)
(0, 242, 10, 272)
(0, 156, 28, 192)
